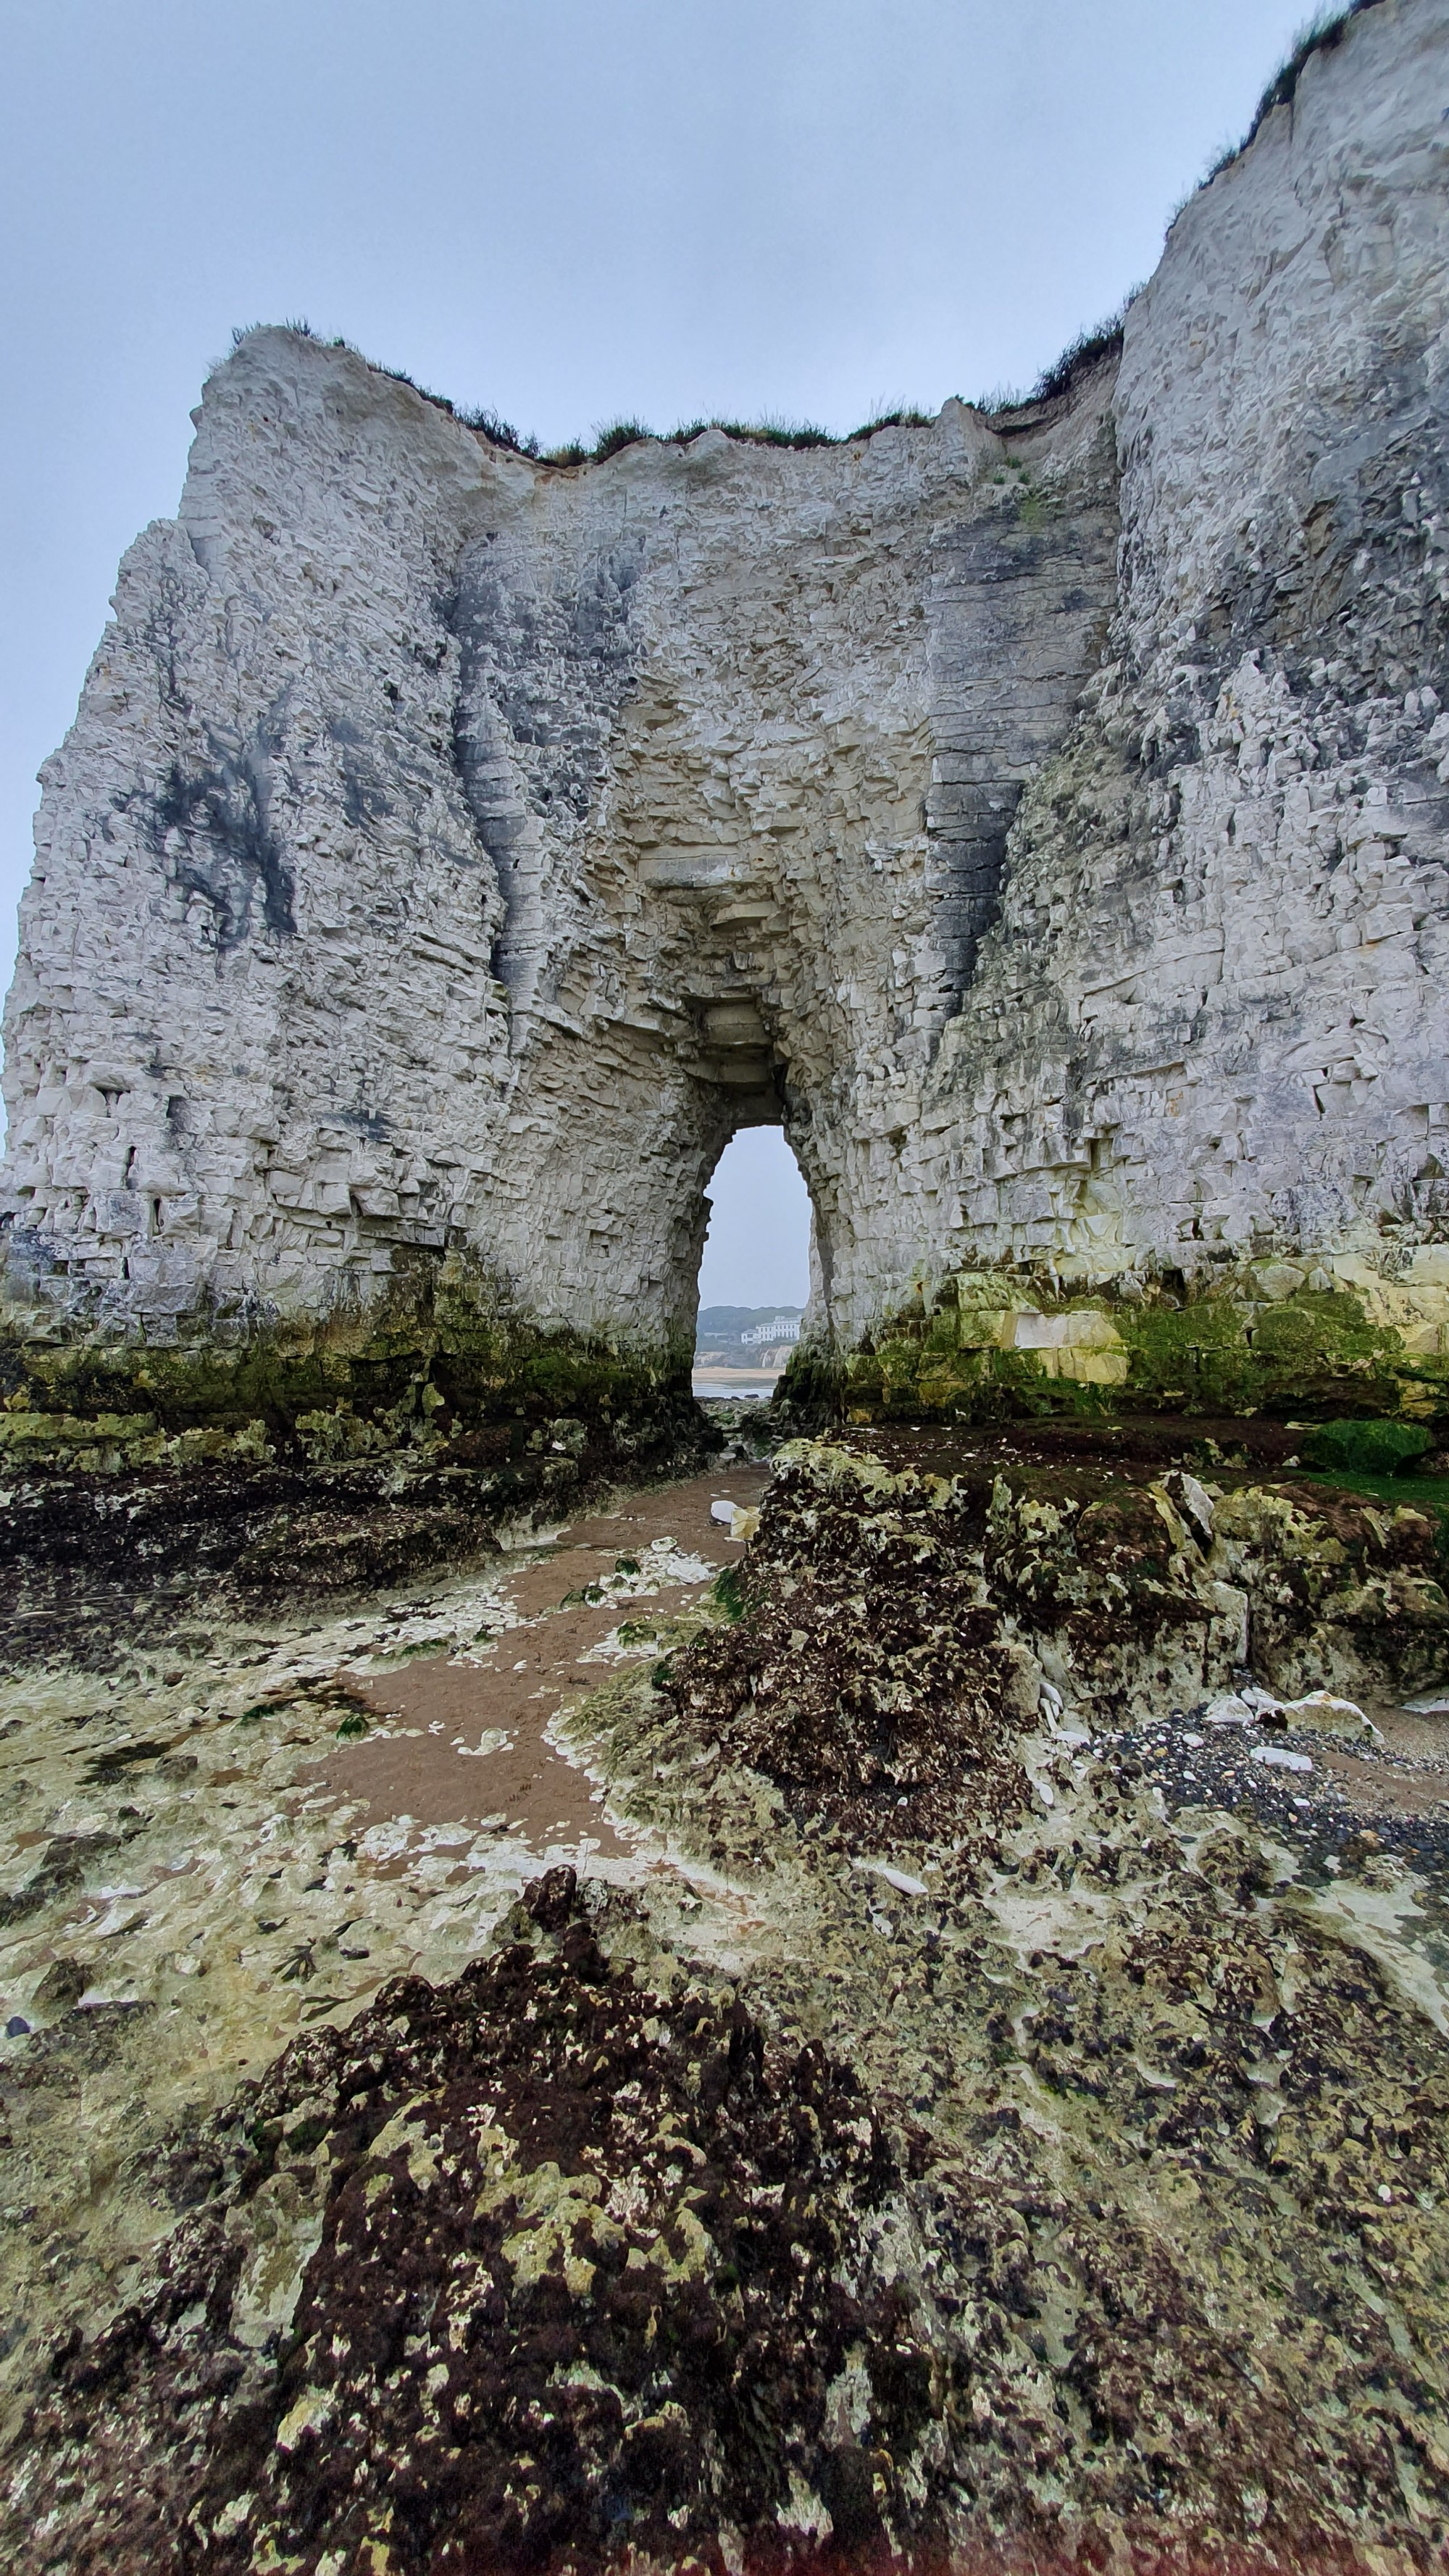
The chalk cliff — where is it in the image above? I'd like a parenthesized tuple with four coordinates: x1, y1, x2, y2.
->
(3, 0, 1447, 1452)
(10, 20, 1449, 2564)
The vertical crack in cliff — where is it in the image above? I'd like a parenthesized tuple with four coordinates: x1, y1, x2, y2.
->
(451, 533, 645, 1027)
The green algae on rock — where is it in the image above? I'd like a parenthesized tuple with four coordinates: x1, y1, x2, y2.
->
(780, 1256, 1449, 1433)
(0, 1249, 697, 1482)
(0, 1253, 713, 1642)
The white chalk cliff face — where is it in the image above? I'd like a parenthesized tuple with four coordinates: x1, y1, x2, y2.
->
(3, 0, 1447, 1363)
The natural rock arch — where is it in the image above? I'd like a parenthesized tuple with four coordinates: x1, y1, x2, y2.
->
(0, 322, 1121, 1362)
(4, 0, 1449, 1454)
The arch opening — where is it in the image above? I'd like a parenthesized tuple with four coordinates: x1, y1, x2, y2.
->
(692, 1125, 813, 1403)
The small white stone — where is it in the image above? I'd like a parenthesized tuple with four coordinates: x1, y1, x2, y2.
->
(851, 1859, 929, 1899)
(1203, 1694, 1257, 1728)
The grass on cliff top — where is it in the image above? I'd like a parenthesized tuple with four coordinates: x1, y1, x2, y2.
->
(551, 351, 1130, 457)
(1200, 0, 1387, 187)
(561, 409, 935, 464)
(987, 292, 1140, 411)
(1247, 0, 1386, 140)
(241, 13, 1385, 472)
(243, 321, 1125, 473)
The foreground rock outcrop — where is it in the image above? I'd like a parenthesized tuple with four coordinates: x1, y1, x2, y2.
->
(16, 1856, 1449, 2576)
(3, 0, 1448, 1470)
(6, 1435, 1449, 2573)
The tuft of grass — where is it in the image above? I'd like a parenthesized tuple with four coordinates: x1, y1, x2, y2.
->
(370, 357, 459, 415)
(970, 383, 1027, 416)
(231, 317, 325, 353)
(559, 414, 840, 464)
(713, 417, 836, 449)
(711, 1564, 748, 1622)
(1299, 1418, 1435, 1478)
(1026, 289, 1143, 406)
(335, 1711, 369, 1740)
(966, 287, 1141, 420)
(591, 418, 655, 462)
(1202, 1, 1387, 187)
(456, 405, 542, 458)
(667, 415, 837, 451)
(844, 407, 933, 441)
(1245, 0, 1385, 142)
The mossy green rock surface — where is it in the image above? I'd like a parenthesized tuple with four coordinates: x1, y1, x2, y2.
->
(782, 1265, 1449, 1435)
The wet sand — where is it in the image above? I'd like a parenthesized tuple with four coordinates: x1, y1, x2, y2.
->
(1316, 1701, 1449, 1823)
(691, 1370, 780, 1400)
(321, 1467, 771, 1862)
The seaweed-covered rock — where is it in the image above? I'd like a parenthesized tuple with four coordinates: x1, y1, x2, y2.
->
(658, 1443, 1449, 1815)
(12, 1848, 1449, 2576)
(1213, 1482, 1449, 1699)
(9, 1871, 945, 2575)
(11, 1412, 1449, 2575)
(659, 1447, 1037, 1845)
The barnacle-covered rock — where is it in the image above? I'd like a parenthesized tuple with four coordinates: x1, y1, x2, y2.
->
(9, 1871, 948, 2574)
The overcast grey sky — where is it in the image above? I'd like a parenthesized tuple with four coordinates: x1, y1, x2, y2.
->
(699, 1127, 812, 1309)
(1, 0, 1315, 1297)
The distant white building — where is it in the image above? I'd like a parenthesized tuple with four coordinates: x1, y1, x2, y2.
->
(740, 1317, 801, 1348)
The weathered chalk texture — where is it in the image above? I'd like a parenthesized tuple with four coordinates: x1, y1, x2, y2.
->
(3, 0, 1447, 1425)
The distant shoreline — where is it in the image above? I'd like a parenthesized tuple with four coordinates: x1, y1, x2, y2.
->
(691, 1367, 781, 1400)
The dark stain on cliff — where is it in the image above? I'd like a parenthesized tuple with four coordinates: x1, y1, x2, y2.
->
(925, 425, 1120, 1021)
(449, 537, 645, 995)
(144, 736, 296, 951)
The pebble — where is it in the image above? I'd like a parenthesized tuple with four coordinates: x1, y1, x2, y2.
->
(852, 1859, 930, 1898)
